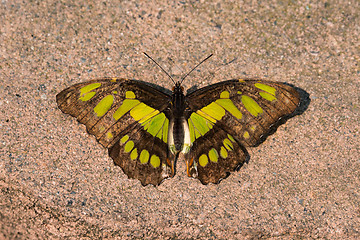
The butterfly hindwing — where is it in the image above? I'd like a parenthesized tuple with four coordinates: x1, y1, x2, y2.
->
(185, 123, 248, 184)
(108, 120, 175, 186)
(56, 78, 175, 185)
(184, 79, 300, 183)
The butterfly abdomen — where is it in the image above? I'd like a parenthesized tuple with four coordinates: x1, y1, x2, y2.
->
(173, 117, 184, 151)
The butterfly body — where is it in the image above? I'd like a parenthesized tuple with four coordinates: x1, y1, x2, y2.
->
(168, 82, 189, 154)
(57, 77, 300, 186)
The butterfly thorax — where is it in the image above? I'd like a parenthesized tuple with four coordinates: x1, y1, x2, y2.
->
(168, 82, 191, 155)
(171, 82, 186, 117)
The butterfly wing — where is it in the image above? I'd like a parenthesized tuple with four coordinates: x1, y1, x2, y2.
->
(184, 79, 300, 184)
(56, 78, 175, 186)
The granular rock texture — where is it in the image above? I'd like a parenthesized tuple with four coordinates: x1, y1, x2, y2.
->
(1, 0, 359, 239)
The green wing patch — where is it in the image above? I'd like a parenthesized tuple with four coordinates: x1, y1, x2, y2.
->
(187, 89, 244, 145)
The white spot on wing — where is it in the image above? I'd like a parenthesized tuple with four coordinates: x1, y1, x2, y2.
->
(182, 117, 191, 153)
(168, 119, 175, 154)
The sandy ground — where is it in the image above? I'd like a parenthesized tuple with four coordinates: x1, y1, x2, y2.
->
(1, 0, 359, 239)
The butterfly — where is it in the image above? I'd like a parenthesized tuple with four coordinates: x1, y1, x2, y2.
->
(56, 55, 300, 186)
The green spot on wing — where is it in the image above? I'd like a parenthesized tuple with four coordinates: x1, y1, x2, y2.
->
(209, 148, 219, 163)
(125, 91, 136, 99)
(94, 95, 114, 117)
(243, 131, 250, 139)
(199, 154, 209, 167)
(130, 102, 157, 121)
(220, 91, 230, 98)
(227, 134, 235, 142)
(80, 83, 101, 95)
(156, 127, 163, 139)
(120, 135, 129, 143)
(130, 148, 138, 160)
(255, 83, 276, 95)
(162, 118, 169, 143)
(79, 92, 96, 101)
(196, 110, 217, 123)
(146, 113, 166, 137)
(199, 102, 225, 121)
(194, 129, 201, 139)
(141, 118, 152, 129)
(124, 140, 134, 153)
(150, 155, 161, 168)
(215, 99, 243, 119)
(113, 99, 140, 120)
(106, 132, 113, 139)
(241, 95, 263, 117)
(223, 138, 234, 150)
(220, 146, 228, 158)
(138, 109, 160, 123)
(259, 92, 277, 101)
(138, 111, 169, 143)
(190, 113, 211, 136)
(140, 150, 149, 164)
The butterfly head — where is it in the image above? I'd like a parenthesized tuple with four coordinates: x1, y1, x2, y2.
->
(172, 81, 185, 94)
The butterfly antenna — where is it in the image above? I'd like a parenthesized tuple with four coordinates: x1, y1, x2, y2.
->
(180, 54, 213, 84)
(143, 52, 176, 85)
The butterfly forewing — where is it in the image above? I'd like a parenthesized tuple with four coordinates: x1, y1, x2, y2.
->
(56, 78, 175, 185)
(184, 79, 300, 183)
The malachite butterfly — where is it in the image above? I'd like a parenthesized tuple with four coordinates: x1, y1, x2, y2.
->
(56, 55, 300, 186)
